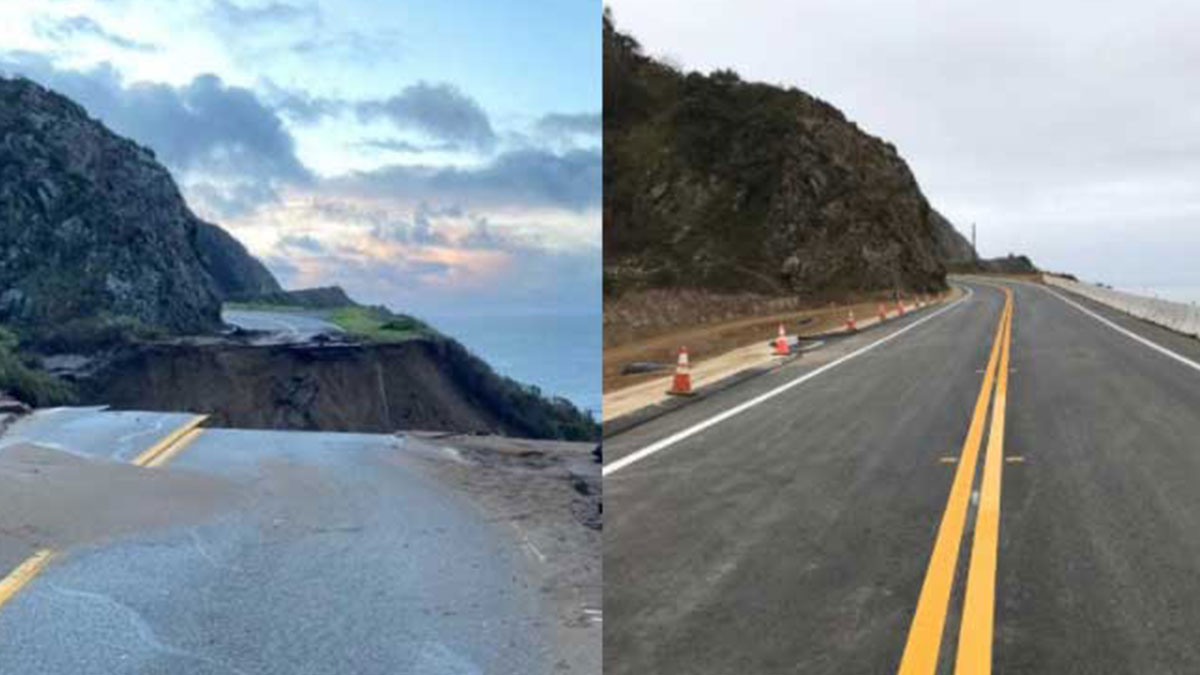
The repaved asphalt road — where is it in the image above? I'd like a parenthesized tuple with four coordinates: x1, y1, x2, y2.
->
(0, 409, 588, 674)
(604, 279, 1200, 675)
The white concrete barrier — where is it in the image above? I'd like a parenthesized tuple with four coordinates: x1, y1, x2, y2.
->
(1043, 275, 1200, 338)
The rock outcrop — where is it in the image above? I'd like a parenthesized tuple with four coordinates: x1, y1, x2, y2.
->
(194, 222, 282, 299)
(0, 76, 279, 339)
(604, 15, 963, 299)
(930, 211, 977, 264)
(228, 285, 356, 309)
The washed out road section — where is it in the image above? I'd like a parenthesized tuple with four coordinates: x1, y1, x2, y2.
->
(222, 308, 341, 341)
(0, 410, 596, 674)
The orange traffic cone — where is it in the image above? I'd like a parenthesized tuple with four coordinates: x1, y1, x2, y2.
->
(773, 324, 790, 356)
(845, 309, 857, 332)
(878, 302, 888, 322)
(668, 347, 694, 396)
(896, 298, 906, 316)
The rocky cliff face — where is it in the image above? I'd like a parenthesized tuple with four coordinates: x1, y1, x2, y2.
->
(930, 211, 977, 264)
(0, 77, 279, 339)
(604, 16, 959, 299)
(194, 222, 282, 299)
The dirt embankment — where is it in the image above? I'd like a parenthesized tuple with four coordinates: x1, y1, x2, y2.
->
(72, 338, 598, 441)
(604, 286, 948, 391)
(405, 432, 601, 672)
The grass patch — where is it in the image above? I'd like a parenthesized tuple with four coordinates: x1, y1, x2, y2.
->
(0, 326, 75, 406)
(327, 306, 437, 343)
(223, 302, 437, 344)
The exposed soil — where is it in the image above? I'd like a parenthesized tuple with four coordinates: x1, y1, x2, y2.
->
(605, 290, 951, 392)
(0, 443, 244, 572)
(402, 432, 601, 674)
(66, 337, 596, 441)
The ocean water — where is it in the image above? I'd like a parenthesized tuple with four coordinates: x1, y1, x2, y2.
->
(424, 313, 601, 419)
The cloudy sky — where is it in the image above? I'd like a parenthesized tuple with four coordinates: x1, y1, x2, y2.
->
(0, 0, 600, 317)
(608, 0, 1200, 290)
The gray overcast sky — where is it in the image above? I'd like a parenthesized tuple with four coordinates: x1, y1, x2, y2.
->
(607, 0, 1200, 290)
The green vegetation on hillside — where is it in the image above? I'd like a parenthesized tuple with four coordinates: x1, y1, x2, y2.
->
(327, 306, 437, 343)
(436, 337, 598, 441)
(227, 286, 354, 309)
(0, 326, 74, 406)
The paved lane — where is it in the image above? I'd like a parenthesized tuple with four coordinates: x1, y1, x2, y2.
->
(997, 280, 1200, 674)
(605, 278, 1200, 674)
(222, 309, 341, 341)
(604, 283, 1006, 674)
(0, 410, 585, 674)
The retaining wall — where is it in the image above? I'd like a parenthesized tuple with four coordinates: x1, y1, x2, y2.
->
(1044, 275, 1200, 338)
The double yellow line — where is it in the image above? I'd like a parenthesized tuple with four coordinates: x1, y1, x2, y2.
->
(898, 286, 1013, 675)
(0, 414, 208, 613)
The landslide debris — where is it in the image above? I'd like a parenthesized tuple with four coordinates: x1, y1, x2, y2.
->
(72, 337, 600, 442)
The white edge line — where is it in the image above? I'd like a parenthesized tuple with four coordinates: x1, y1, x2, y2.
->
(1039, 285, 1200, 374)
(603, 285, 977, 476)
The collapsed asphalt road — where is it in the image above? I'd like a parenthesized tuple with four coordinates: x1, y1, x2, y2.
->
(604, 279, 1200, 674)
(222, 308, 342, 342)
(0, 409, 599, 674)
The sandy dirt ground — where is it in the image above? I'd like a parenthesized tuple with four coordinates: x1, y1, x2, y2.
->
(400, 432, 602, 674)
(0, 443, 245, 575)
(604, 292, 951, 392)
(603, 289, 960, 421)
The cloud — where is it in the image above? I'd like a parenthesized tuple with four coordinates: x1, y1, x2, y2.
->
(263, 81, 494, 155)
(187, 180, 283, 219)
(278, 234, 325, 253)
(535, 112, 601, 137)
(208, 0, 319, 27)
(355, 82, 497, 152)
(244, 206, 600, 316)
(328, 147, 601, 212)
(289, 28, 403, 63)
(358, 137, 460, 154)
(35, 15, 159, 52)
(0, 52, 311, 216)
(258, 80, 341, 123)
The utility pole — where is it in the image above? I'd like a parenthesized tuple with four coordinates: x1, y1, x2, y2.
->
(972, 223, 977, 260)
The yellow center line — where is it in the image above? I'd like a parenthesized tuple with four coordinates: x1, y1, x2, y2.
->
(145, 428, 204, 468)
(132, 414, 209, 467)
(0, 416, 208, 613)
(0, 550, 55, 609)
(954, 291, 1013, 675)
(897, 287, 1012, 675)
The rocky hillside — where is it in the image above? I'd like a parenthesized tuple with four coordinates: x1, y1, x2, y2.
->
(604, 14, 962, 300)
(194, 222, 282, 299)
(228, 285, 356, 309)
(931, 211, 976, 264)
(0, 77, 278, 341)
